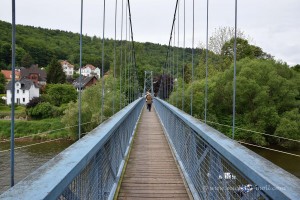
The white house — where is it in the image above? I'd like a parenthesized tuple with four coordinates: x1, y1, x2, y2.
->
(6, 78, 40, 105)
(81, 66, 92, 77)
(93, 67, 101, 79)
(78, 64, 101, 79)
(60, 60, 74, 77)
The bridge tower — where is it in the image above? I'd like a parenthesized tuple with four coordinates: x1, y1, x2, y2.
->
(143, 71, 154, 96)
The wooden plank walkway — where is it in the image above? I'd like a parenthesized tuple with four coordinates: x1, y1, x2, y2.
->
(117, 105, 190, 200)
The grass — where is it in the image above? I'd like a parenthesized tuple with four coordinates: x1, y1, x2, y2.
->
(0, 117, 70, 139)
(0, 105, 27, 119)
(0, 105, 26, 112)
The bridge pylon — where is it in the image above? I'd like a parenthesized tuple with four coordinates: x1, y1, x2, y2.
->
(143, 71, 154, 96)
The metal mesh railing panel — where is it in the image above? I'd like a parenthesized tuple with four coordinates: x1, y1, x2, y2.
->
(58, 100, 144, 200)
(154, 99, 267, 200)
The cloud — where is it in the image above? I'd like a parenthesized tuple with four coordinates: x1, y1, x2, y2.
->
(0, 0, 299, 65)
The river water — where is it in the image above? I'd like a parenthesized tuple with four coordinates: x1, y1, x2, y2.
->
(0, 140, 73, 194)
(244, 144, 300, 179)
(0, 140, 299, 195)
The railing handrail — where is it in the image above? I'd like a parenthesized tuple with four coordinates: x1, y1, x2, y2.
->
(154, 98, 300, 200)
(0, 98, 144, 199)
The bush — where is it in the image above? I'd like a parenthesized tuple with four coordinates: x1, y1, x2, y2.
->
(0, 98, 5, 105)
(26, 97, 44, 109)
(27, 102, 55, 119)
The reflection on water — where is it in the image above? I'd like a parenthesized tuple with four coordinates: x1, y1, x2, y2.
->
(244, 145, 300, 179)
(0, 140, 73, 194)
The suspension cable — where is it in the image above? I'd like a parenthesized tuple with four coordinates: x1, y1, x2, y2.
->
(163, 0, 179, 99)
(113, 0, 118, 114)
(2, 118, 297, 145)
(125, 0, 127, 105)
(191, 0, 195, 116)
(202, 119, 300, 143)
(172, 22, 176, 104)
(128, 25, 131, 103)
(0, 138, 65, 153)
(232, 0, 238, 139)
(10, 0, 16, 187)
(101, 0, 106, 122)
(204, 0, 209, 124)
(238, 141, 300, 158)
(182, 0, 186, 111)
(120, 0, 124, 110)
(126, 0, 137, 101)
(176, 0, 180, 107)
(78, 0, 83, 140)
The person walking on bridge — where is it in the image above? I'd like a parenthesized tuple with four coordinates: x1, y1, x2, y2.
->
(145, 91, 153, 112)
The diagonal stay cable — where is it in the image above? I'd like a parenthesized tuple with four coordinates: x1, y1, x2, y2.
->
(237, 141, 300, 158)
(164, 0, 179, 75)
(199, 119, 300, 143)
(126, 0, 137, 83)
(0, 138, 65, 153)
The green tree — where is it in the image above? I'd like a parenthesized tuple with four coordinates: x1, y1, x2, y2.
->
(61, 75, 126, 138)
(203, 26, 251, 54)
(46, 84, 77, 106)
(275, 109, 300, 149)
(0, 43, 11, 65)
(21, 52, 34, 68)
(0, 72, 6, 93)
(221, 38, 271, 61)
(180, 58, 299, 147)
(292, 64, 300, 72)
(15, 47, 26, 66)
(47, 58, 66, 84)
(183, 63, 192, 83)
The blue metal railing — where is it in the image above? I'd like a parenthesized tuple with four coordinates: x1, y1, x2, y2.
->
(154, 98, 300, 200)
(0, 98, 144, 200)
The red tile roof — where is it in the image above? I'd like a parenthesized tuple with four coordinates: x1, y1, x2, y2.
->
(60, 60, 74, 68)
(85, 64, 96, 70)
(0, 70, 21, 81)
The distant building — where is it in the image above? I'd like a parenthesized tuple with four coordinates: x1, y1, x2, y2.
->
(20, 65, 47, 87)
(6, 78, 40, 105)
(0, 69, 21, 82)
(73, 75, 98, 91)
(78, 64, 101, 79)
(60, 60, 74, 77)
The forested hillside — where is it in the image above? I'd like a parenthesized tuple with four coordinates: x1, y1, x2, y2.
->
(0, 20, 199, 83)
(1, 20, 299, 149)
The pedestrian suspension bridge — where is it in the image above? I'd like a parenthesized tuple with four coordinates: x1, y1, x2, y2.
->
(2, 0, 300, 199)
(2, 96, 300, 199)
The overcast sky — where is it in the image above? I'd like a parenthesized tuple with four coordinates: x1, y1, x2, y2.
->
(1, 0, 299, 66)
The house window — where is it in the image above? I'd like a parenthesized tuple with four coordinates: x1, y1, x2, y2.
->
(17, 90, 19, 93)
(23, 90, 25, 93)
(23, 98, 25, 102)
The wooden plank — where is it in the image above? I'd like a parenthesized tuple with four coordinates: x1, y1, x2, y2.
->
(118, 192, 189, 198)
(118, 197, 186, 200)
(117, 106, 190, 199)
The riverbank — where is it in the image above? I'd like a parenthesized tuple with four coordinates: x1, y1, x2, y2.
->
(0, 117, 71, 140)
